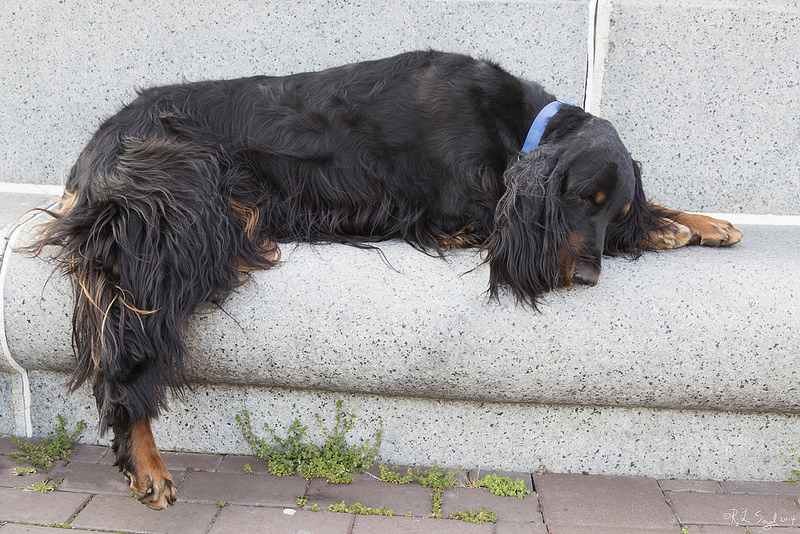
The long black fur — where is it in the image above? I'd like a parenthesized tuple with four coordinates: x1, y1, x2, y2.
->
(27, 50, 668, 475)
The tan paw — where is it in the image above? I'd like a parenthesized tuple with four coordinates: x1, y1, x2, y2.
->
(678, 213, 743, 247)
(648, 219, 692, 250)
(124, 467, 177, 510)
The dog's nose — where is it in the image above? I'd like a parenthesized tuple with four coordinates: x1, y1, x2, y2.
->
(572, 265, 600, 287)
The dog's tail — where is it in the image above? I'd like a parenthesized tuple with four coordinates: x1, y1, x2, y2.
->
(23, 135, 279, 432)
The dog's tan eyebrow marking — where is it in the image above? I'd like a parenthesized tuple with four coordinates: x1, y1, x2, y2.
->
(594, 191, 607, 204)
(621, 203, 631, 215)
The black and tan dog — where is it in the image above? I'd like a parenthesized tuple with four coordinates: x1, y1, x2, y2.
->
(28, 50, 741, 508)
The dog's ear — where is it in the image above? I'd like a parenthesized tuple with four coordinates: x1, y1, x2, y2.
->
(483, 146, 568, 307)
(603, 158, 656, 256)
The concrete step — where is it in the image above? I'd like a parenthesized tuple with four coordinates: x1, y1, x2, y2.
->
(2, 191, 799, 480)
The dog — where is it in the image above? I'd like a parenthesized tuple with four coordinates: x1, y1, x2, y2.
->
(27, 50, 742, 508)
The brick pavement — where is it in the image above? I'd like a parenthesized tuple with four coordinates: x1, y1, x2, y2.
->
(1, 436, 799, 533)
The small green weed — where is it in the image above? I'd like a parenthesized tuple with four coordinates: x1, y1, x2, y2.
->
(328, 501, 396, 516)
(473, 473, 530, 498)
(26, 479, 57, 492)
(379, 462, 458, 518)
(412, 463, 457, 491)
(781, 443, 800, 483)
(295, 495, 308, 507)
(448, 507, 498, 524)
(236, 400, 382, 484)
(11, 467, 38, 476)
(10, 415, 86, 470)
(378, 464, 413, 484)
(243, 463, 254, 475)
(217, 500, 228, 507)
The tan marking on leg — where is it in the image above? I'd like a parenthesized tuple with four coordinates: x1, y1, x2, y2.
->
(648, 204, 743, 248)
(673, 212, 743, 247)
(438, 224, 483, 249)
(230, 199, 281, 272)
(647, 218, 692, 250)
(124, 416, 176, 510)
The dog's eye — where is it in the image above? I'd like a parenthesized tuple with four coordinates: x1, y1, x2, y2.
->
(578, 191, 606, 206)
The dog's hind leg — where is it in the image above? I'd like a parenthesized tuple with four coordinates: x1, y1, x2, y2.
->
(26, 134, 279, 509)
(113, 414, 176, 509)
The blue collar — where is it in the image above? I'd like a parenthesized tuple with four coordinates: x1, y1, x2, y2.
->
(521, 99, 574, 153)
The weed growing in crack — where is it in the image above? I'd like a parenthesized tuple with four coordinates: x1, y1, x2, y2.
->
(448, 507, 498, 523)
(11, 467, 38, 476)
(781, 443, 800, 483)
(381, 463, 458, 518)
(26, 479, 57, 492)
(10, 415, 86, 470)
(236, 400, 382, 483)
(328, 501, 396, 516)
(471, 473, 531, 498)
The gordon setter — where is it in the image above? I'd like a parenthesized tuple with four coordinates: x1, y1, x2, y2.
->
(28, 50, 742, 508)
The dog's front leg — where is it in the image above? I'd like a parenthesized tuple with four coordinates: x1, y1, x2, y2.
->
(647, 203, 743, 249)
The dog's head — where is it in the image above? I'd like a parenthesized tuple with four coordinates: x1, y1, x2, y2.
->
(484, 106, 649, 307)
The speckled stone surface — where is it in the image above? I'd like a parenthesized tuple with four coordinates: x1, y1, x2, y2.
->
(6, 213, 799, 415)
(0, 0, 587, 186)
(596, 0, 800, 214)
(3, 1, 798, 217)
(0, 374, 14, 435)
(20, 369, 800, 481)
(2, 203, 800, 479)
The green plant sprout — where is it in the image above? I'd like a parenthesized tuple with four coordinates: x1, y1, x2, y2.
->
(10, 415, 86, 470)
(236, 400, 382, 483)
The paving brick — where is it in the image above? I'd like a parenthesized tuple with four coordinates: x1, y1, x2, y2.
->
(71, 493, 219, 534)
(535, 473, 678, 529)
(88, 447, 220, 472)
(178, 470, 308, 507)
(719, 480, 800, 496)
(495, 522, 550, 534)
(0, 455, 53, 488)
(160, 450, 222, 472)
(67, 443, 110, 464)
(0, 436, 38, 455)
(547, 527, 678, 534)
(667, 490, 800, 529)
(0, 486, 89, 524)
(306, 469, 433, 518)
(0, 436, 18, 454)
(659, 479, 722, 493)
(0, 524, 79, 533)
(50, 461, 134, 495)
(216, 454, 270, 474)
(99, 449, 117, 465)
(209, 506, 353, 534)
(351, 514, 493, 533)
(680, 526, 751, 533)
(440, 486, 542, 523)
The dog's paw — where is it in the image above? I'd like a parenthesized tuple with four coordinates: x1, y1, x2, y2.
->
(675, 213, 743, 247)
(694, 218, 742, 247)
(124, 467, 176, 510)
(648, 219, 692, 249)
